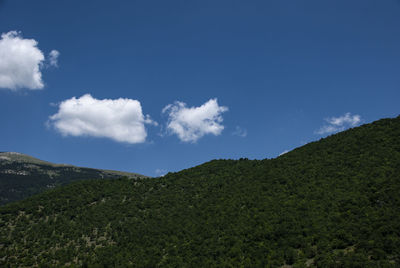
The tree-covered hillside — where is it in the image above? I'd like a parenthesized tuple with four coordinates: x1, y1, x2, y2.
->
(0, 116, 399, 267)
(0, 152, 146, 205)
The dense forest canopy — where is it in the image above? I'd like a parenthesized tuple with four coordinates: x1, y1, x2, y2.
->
(0, 153, 145, 205)
(0, 116, 399, 267)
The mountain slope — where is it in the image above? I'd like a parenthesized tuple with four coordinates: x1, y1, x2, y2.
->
(0, 116, 399, 267)
(0, 152, 146, 205)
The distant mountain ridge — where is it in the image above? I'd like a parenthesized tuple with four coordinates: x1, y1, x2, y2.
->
(0, 152, 146, 205)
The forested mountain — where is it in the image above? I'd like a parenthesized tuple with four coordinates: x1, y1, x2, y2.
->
(0, 152, 146, 205)
(0, 116, 399, 267)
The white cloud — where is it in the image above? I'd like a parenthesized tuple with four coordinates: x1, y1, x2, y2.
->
(162, 98, 228, 143)
(279, 150, 289, 156)
(316, 113, 361, 135)
(155, 168, 167, 177)
(49, 94, 156, 144)
(0, 31, 45, 90)
(48, 50, 60, 67)
(232, 126, 247, 137)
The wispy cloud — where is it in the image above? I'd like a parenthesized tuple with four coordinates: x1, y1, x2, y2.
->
(48, 50, 60, 67)
(316, 113, 361, 135)
(232, 126, 247, 137)
(155, 168, 167, 177)
(49, 94, 156, 144)
(279, 150, 289, 156)
(162, 98, 228, 143)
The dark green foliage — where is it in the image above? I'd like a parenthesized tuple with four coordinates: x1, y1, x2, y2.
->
(0, 116, 400, 267)
(0, 157, 144, 205)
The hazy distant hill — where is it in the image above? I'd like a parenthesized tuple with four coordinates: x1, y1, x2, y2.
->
(0, 116, 399, 267)
(0, 152, 146, 205)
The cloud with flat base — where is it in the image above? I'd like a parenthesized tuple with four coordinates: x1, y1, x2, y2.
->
(49, 94, 156, 144)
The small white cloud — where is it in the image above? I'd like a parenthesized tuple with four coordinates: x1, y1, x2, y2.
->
(316, 113, 361, 135)
(279, 150, 289, 156)
(48, 50, 60, 67)
(49, 94, 156, 144)
(0, 31, 46, 90)
(155, 168, 167, 177)
(232, 126, 247, 137)
(162, 98, 228, 143)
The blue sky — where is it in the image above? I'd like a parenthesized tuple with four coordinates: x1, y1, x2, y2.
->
(0, 0, 399, 176)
